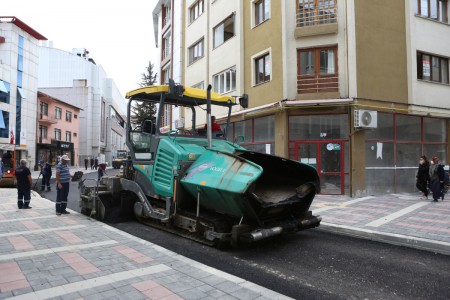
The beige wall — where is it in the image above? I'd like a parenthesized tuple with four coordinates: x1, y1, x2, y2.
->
(354, 0, 408, 103)
(244, 0, 283, 108)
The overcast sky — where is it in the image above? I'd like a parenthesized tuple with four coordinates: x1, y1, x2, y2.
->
(3, 0, 158, 97)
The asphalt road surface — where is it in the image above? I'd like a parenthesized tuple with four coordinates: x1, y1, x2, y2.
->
(40, 172, 450, 300)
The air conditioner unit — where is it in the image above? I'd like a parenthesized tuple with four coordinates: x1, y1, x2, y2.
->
(354, 110, 377, 128)
(174, 118, 185, 129)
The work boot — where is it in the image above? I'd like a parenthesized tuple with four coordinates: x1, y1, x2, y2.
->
(23, 206, 32, 209)
(40, 187, 45, 191)
(61, 210, 70, 215)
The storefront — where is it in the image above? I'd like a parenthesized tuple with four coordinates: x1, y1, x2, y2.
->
(36, 141, 74, 166)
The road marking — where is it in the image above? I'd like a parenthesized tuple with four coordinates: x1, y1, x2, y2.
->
(0, 240, 117, 261)
(366, 202, 429, 227)
(0, 225, 85, 238)
(313, 196, 374, 213)
(7, 264, 171, 300)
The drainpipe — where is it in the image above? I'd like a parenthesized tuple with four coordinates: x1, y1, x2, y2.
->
(206, 84, 212, 148)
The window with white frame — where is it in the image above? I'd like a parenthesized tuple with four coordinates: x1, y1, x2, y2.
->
(254, 0, 270, 26)
(416, 0, 449, 23)
(162, 31, 171, 60)
(66, 111, 72, 122)
(190, 0, 204, 23)
(161, 64, 171, 84)
(66, 131, 71, 142)
(213, 14, 235, 48)
(54, 128, 61, 141)
(213, 67, 236, 94)
(192, 81, 205, 89)
(188, 38, 204, 64)
(255, 52, 271, 84)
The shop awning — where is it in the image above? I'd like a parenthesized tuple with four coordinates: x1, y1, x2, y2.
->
(0, 81, 8, 94)
(17, 87, 27, 99)
(0, 111, 5, 129)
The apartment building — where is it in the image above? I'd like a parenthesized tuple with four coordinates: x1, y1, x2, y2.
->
(36, 91, 81, 166)
(153, 1, 450, 196)
(38, 47, 127, 166)
(0, 17, 47, 168)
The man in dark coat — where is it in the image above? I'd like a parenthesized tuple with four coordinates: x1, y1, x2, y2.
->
(15, 159, 32, 209)
(429, 156, 445, 202)
(416, 156, 430, 200)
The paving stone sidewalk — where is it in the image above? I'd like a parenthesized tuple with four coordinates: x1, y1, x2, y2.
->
(0, 190, 292, 300)
(312, 193, 450, 255)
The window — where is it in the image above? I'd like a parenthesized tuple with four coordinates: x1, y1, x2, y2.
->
(0, 111, 9, 138)
(74, 132, 77, 137)
(416, 0, 449, 23)
(161, 64, 171, 84)
(54, 128, 61, 141)
(213, 67, 236, 94)
(66, 131, 71, 142)
(74, 114, 78, 119)
(55, 107, 62, 119)
(297, 47, 338, 93)
(162, 4, 172, 27)
(213, 14, 235, 48)
(192, 81, 205, 89)
(190, 0, 204, 23)
(417, 52, 449, 84)
(66, 111, 72, 122)
(40, 102, 48, 116)
(188, 38, 204, 64)
(231, 116, 275, 155)
(297, 0, 337, 27)
(255, 53, 271, 84)
(254, 0, 270, 26)
(39, 125, 47, 139)
(0, 81, 10, 104)
(162, 31, 171, 60)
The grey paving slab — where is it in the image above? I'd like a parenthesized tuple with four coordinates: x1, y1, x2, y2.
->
(177, 287, 209, 300)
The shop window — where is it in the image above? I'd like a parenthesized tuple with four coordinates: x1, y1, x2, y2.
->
(297, 47, 338, 94)
(254, 115, 274, 142)
(289, 114, 348, 140)
(213, 66, 236, 94)
(40, 102, 48, 116)
(213, 14, 235, 48)
(188, 38, 204, 65)
(396, 115, 421, 142)
(190, 0, 204, 24)
(231, 117, 275, 155)
(424, 117, 446, 142)
(416, 0, 449, 23)
(297, 0, 337, 27)
(365, 113, 394, 140)
(254, 0, 270, 26)
(55, 107, 62, 119)
(417, 52, 449, 84)
(233, 119, 252, 143)
(54, 128, 61, 141)
(254, 52, 271, 85)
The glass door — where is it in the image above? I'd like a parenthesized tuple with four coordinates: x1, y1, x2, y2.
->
(295, 141, 345, 195)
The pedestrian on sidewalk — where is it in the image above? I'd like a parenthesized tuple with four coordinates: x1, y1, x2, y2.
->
(94, 157, 98, 170)
(97, 163, 107, 181)
(56, 155, 71, 215)
(90, 157, 94, 170)
(416, 155, 430, 200)
(15, 159, 32, 209)
(39, 160, 52, 191)
(429, 156, 445, 202)
(84, 157, 88, 170)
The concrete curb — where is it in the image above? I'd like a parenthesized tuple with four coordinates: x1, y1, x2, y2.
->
(318, 222, 450, 256)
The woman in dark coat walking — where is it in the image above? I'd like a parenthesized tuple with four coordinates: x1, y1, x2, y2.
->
(416, 155, 430, 200)
(429, 156, 445, 202)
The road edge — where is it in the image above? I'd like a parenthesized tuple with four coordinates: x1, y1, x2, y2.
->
(318, 222, 450, 256)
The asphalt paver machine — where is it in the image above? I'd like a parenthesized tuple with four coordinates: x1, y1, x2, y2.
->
(79, 80, 321, 246)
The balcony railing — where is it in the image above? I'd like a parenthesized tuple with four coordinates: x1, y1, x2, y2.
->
(297, 1, 337, 27)
(297, 74, 339, 94)
(39, 114, 58, 124)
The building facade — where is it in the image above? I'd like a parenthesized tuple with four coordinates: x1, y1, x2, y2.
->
(36, 91, 81, 166)
(38, 47, 127, 166)
(154, 1, 450, 196)
(0, 17, 47, 168)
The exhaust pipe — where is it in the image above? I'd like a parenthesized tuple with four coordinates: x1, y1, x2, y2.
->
(240, 226, 283, 243)
(298, 216, 322, 230)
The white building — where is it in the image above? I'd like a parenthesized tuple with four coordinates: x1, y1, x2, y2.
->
(0, 17, 47, 168)
(38, 46, 127, 165)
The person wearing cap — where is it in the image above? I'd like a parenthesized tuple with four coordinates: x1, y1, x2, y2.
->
(15, 159, 32, 209)
(429, 156, 445, 202)
(55, 154, 71, 215)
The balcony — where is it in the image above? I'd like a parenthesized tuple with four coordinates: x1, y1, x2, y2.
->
(297, 73, 339, 95)
(39, 114, 58, 124)
(295, 1, 338, 38)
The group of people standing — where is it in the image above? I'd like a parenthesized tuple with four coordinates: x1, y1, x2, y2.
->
(84, 157, 99, 170)
(416, 156, 447, 202)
